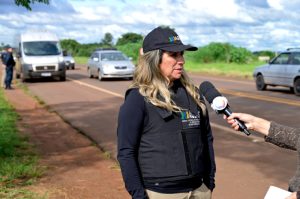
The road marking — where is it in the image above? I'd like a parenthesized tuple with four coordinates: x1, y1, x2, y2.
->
(67, 77, 124, 98)
(220, 88, 300, 107)
(68, 77, 299, 107)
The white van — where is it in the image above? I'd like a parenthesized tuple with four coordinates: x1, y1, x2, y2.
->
(17, 30, 66, 81)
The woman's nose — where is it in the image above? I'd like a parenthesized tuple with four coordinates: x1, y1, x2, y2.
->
(177, 54, 185, 63)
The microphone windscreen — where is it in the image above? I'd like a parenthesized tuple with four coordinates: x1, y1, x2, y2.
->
(199, 81, 222, 103)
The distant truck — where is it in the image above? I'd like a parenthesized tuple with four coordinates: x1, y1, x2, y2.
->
(16, 30, 66, 81)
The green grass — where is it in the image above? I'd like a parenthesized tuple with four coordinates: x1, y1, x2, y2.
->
(74, 56, 88, 65)
(184, 60, 265, 79)
(0, 187, 47, 199)
(0, 89, 45, 198)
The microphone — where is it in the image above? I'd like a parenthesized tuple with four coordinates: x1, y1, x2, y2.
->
(199, 81, 251, 136)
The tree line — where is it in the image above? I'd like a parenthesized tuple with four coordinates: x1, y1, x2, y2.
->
(60, 32, 275, 64)
(60, 32, 143, 62)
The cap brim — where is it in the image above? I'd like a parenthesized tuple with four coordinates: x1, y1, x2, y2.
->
(161, 44, 198, 52)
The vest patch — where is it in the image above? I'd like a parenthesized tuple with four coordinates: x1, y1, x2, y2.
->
(180, 110, 201, 129)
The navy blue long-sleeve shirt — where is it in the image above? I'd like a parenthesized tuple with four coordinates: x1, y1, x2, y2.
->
(117, 89, 147, 198)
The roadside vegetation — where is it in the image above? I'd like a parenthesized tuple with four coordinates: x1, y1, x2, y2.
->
(0, 89, 45, 198)
(74, 56, 88, 65)
(70, 37, 268, 78)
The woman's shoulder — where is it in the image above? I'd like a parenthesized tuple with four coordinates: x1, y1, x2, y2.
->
(124, 88, 145, 104)
(125, 88, 143, 99)
(122, 88, 145, 111)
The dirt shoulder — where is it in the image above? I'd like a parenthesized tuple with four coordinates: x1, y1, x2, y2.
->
(4, 87, 130, 199)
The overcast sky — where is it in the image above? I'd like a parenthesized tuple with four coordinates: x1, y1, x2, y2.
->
(1, 0, 300, 51)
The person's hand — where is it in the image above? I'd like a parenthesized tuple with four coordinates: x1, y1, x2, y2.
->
(224, 113, 256, 131)
(224, 112, 271, 136)
(285, 192, 297, 199)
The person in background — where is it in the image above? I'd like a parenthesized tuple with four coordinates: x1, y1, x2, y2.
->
(2, 45, 15, 89)
(226, 112, 300, 199)
(117, 27, 216, 199)
(0, 49, 6, 88)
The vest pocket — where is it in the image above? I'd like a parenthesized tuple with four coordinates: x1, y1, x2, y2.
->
(138, 130, 188, 178)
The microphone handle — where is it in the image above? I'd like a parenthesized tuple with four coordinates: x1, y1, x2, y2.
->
(223, 108, 251, 136)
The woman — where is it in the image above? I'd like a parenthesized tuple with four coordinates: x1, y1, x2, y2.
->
(226, 113, 300, 199)
(117, 27, 216, 199)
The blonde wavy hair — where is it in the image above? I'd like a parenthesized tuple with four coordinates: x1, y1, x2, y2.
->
(131, 49, 207, 115)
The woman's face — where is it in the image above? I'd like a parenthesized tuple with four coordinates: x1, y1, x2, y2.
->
(159, 51, 185, 82)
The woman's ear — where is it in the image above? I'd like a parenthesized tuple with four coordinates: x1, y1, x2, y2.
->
(139, 48, 144, 55)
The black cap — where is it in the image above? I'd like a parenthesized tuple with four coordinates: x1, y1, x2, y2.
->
(142, 27, 198, 53)
(4, 45, 12, 49)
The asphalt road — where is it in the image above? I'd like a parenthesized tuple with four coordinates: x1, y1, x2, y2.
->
(23, 65, 300, 199)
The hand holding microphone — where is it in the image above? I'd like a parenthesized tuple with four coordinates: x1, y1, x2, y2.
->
(199, 81, 251, 136)
(226, 113, 254, 131)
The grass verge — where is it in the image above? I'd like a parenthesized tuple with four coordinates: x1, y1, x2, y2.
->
(0, 89, 45, 199)
(74, 56, 88, 65)
(184, 60, 265, 79)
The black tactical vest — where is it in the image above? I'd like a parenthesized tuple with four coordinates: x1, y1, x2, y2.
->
(138, 84, 208, 183)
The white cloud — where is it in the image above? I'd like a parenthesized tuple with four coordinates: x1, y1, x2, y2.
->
(183, 0, 239, 19)
(267, 0, 283, 10)
(75, 6, 111, 20)
(1, 0, 300, 51)
(270, 29, 293, 39)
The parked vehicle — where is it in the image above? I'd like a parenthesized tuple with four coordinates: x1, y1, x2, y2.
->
(87, 48, 135, 81)
(253, 48, 300, 96)
(16, 30, 66, 81)
(63, 50, 75, 70)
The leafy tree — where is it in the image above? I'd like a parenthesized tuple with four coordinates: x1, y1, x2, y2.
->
(15, 0, 49, 10)
(117, 41, 142, 62)
(116, 33, 143, 46)
(60, 39, 80, 55)
(229, 47, 253, 63)
(101, 33, 113, 46)
(186, 47, 214, 63)
(206, 42, 233, 62)
(192, 42, 253, 64)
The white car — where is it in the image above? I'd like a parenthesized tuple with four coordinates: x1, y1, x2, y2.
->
(87, 48, 134, 81)
(63, 54, 75, 70)
(253, 48, 300, 96)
